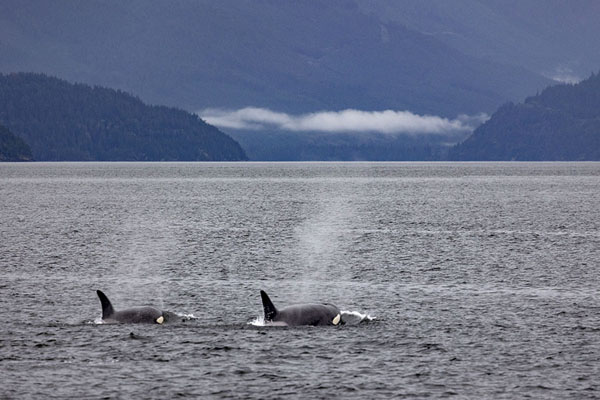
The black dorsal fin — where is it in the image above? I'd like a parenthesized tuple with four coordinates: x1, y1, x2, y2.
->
(96, 290, 115, 319)
(260, 290, 278, 321)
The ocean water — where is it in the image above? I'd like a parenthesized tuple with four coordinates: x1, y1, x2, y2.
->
(1, 162, 599, 399)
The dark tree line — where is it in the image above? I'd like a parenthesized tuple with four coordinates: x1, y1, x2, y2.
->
(0, 123, 32, 161)
(449, 72, 600, 160)
(229, 129, 466, 161)
(0, 73, 247, 161)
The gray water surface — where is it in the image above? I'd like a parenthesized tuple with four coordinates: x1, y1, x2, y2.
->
(1, 162, 599, 398)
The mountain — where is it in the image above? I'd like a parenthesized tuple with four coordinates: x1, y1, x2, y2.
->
(0, 0, 551, 118)
(0, 123, 32, 161)
(228, 129, 469, 161)
(0, 73, 247, 161)
(448, 73, 600, 160)
(2, 1, 599, 161)
(358, 0, 600, 84)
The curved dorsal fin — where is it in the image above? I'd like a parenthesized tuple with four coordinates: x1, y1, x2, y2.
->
(260, 290, 277, 321)
(96, 290, 115, 319)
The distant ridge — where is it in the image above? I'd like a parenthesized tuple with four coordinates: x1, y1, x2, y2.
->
(0, 0, 551, 117)
(0, 73, 247, 161)
(449, 72, 600, 161)
(0, 123, 32, 161)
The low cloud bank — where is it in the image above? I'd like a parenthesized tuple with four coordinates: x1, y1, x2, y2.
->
(199, 107, 488, 135)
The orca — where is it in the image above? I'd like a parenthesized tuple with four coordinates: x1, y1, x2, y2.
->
(260, 290, 343, 327)
(96, 290, 165, 324)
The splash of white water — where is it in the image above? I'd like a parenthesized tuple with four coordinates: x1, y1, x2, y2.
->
(248, 315, 266, 326)
(341, 310, 375, 322)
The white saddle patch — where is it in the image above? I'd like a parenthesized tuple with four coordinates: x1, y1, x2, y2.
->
(156, 316, 164, 324)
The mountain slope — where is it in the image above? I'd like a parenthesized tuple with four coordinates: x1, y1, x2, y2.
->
(228, 129, 468, 161)
(0, 0, 550, 117)
(0, 73, 247, 161)
(448, 73, 600, 160)
(359, 0, 600, 83)
(0, 123, 32, 161)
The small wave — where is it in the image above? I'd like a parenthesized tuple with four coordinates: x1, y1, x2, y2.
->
(162, 311, 199, 323)
(246, 316, 293, 327)
(173, 312, 199, 320)
(248, 316, 266, 326)
(341, 310, 375, 324)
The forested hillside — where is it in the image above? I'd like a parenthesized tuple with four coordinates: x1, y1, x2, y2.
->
(449, 73, 600, 160)
(0, 124, 32, 161)
(0, 73, 247, 161)
(228, 130, 467, 161)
